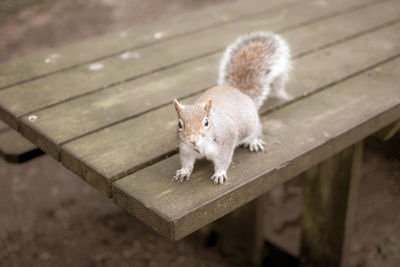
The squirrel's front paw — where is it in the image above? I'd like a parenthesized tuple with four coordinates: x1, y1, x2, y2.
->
(173, 168, 192, 182)
(211, 171, 227, 185)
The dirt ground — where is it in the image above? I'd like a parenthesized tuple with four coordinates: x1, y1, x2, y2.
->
(0, 0, 230, 62)
(0, 0, 400, 266)
(262, 137, 400, 267)
(1, 136, 399, 267)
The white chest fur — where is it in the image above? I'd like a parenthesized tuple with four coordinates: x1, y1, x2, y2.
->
(195, 139, 218, 160)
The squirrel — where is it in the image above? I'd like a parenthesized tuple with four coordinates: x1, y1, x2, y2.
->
(173, 31, 291, 185)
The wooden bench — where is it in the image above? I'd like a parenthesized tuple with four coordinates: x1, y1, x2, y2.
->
(0, 121, 43, 163)
(1, 0, 399, 265)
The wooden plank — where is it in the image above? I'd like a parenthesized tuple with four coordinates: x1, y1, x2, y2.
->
(112, 56, 400, 241)
(16, 0, 400, 161)
(0, 0, 300, 89)
(0, 0, 376, 129)
(59, 22, 400, 196)
(280, 0, 399, 57)
(18, 53, 219, 148)
(299, 142, 363, 267)
(0, 130, 43, 163)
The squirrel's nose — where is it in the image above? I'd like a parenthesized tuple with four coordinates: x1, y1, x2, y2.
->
(189, 134, 199, 145)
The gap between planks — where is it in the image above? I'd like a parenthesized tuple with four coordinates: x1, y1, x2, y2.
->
(57, 21, 400, 197)
(112, 57, 400, 240)
(109, 53, 400, 191)
(19, 0, 387, 118)
(27, 19, 400, 168)
(0, 0, 386, 129)
(0, 0, 381, 91)
(1, 0, 396, 197)
(57, 18, 400, 148)
(11, 0, 400, 144)
(0, 0, 305, 91)
(49, 17, 400, 156)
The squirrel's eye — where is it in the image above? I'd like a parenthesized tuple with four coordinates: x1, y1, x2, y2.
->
(178, 120, 183, 129)
(204, 118, 209, 127)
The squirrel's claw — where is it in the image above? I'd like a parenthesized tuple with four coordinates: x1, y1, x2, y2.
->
(211, 171, 227, 185)
(248, 138, 265, 152)
(172, 169, 192, 182)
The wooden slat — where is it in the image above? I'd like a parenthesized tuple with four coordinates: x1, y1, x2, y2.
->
(0, 0, 299, 89)
(15, 0, 400, 161)
(0, 130, 43, 163)
(0, 0, 376, 129)
(18, 53, 219, 148)
(112, 56, 400, 241)
(58, 22, 400, 196)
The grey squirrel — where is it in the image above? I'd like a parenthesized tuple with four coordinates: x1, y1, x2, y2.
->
(173, 32, 291, 185)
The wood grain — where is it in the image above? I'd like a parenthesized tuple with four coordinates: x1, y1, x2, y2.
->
(0, 0, 375, 129)
(60, 22, 400, 196)
(113, 56, 400, 240)
(300, 142, 363, 267)
(16, 0, 400, 159)
(0, 0, 300, 89)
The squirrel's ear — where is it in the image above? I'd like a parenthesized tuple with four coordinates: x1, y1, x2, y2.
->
(204, 99, 212, 116)
(173, 99, 184, 114)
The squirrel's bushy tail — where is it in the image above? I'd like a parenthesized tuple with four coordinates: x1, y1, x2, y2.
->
(218, 32, 291, 109)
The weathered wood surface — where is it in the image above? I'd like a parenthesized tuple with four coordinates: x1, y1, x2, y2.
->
(113, 57, 400, 240)
(0, 2, 397, 262)
(15, 0, 400, 162)
(0, 121, 42, 163)
(0, 0, 380, 129)
(61, 22, 400, 196)
(300, 142, 363, 267)
(0, 0, 300, 90)
(0, 130, 43, 163)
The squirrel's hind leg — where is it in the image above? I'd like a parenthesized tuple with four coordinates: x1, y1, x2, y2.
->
(246, 138, 265, 152)
(241, 120, 265, 152)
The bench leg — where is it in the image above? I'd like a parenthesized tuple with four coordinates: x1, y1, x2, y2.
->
(373, 120, 400, 142)
(300, 142, 363, 267)
(215, 195, 266, 266)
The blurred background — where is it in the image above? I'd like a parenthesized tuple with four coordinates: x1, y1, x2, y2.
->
(0, 0, 400, 266)
(0, 0, 229, 62)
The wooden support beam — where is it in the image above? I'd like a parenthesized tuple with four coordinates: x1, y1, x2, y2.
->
(300, 142, 363, 267)
(373, 120, 400, 142)
(214, 194, 267, 266)
(0, 129, 43, 163)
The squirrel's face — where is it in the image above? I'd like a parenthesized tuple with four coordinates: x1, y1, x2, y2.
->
(173, 99, 213, 150)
